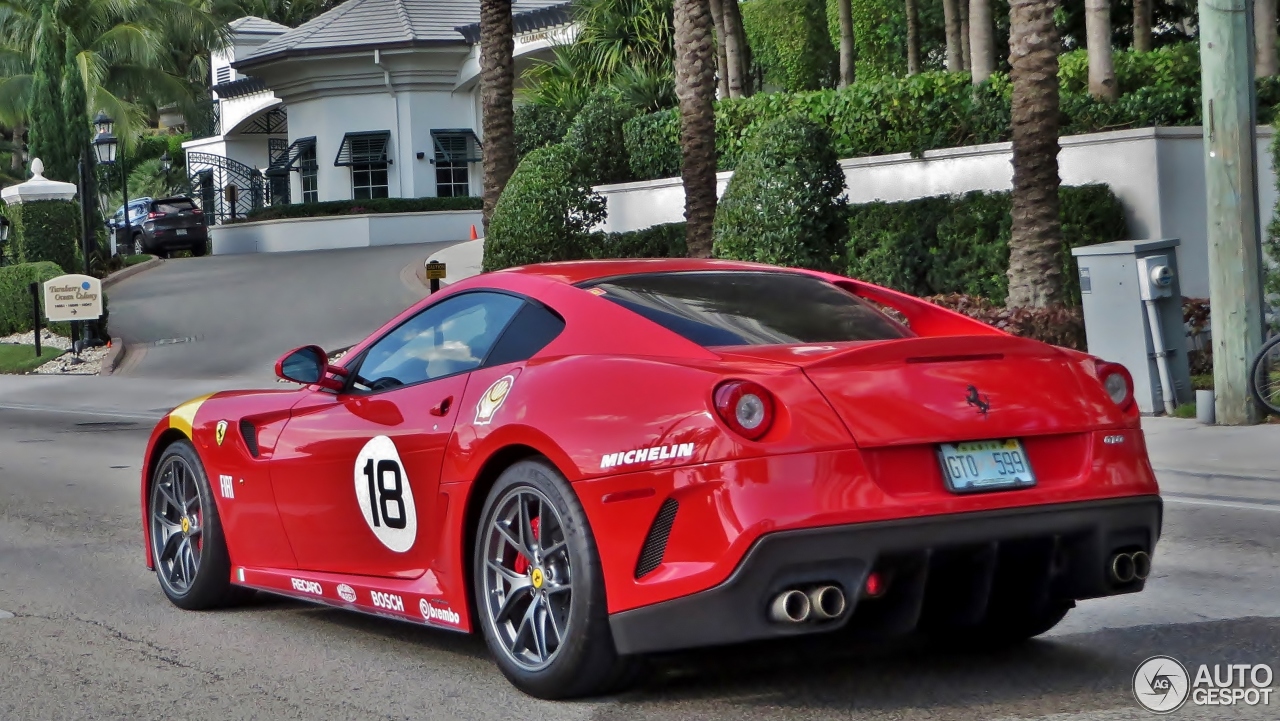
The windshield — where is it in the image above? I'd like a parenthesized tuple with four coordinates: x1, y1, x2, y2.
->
(581, 271, 911, 347)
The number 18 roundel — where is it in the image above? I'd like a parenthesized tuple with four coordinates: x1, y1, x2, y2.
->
(353, 435, 418, 553)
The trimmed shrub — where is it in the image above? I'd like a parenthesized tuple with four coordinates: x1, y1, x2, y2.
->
(0, 261, 69, 335)
(714, 115, 847, 271)
(5, 200, 79, 272)
(240, 196, 482, 223)
(586, 222, 687, 259)
(926, 294, 1086, 350)
(847, 184, 1128, 306)
(741, 0, 837, 92)
(623, 109, 681, 180)
(483, 144, 606, 272)
(848, 0, 905, 79)
(514, 103, 573, 160)
(564, 92, 639, 185)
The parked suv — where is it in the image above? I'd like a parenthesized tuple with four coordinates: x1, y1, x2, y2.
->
(110, 196, 208, 257)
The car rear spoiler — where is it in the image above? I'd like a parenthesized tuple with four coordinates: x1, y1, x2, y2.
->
(800, 270, 1009, 339)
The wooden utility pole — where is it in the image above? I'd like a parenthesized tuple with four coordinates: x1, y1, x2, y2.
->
(1199, 0, 1267, 424)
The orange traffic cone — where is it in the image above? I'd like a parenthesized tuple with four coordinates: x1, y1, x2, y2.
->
(469, 224, 479, 240)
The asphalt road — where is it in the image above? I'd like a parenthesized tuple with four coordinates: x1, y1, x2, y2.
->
(1, 385, 1278, 720)
(106, 242, 455, 380)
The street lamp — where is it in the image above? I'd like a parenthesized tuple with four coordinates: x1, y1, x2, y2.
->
(160, 151, 172, 173)
(0, 214, 10, 264)
(93, 111, 130, 257)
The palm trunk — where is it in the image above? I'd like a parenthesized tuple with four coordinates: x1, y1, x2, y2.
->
(1085, 0, 1117, 100)
(10, 125, 24, 175)
(1133, 0, 1152, 52)
(969, 0, 995, 84)
(1007, 0, 1064, 308)
(960, 0, 971, 70)
(943, 0, 964, 72)
(722, 0, 748, 98)
(480, 0, 516, 230)
(710, 0, 730, 98)
(838, 0, 855, 87)
(674, 0, 718, 258)
(906, 0, 921, 75)
(1256, 0, 1278, 77)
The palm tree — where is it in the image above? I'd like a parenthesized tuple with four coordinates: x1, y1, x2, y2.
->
(942, 0, 963, 72)
(1006, 0, 1064, 308)
(1085, 0, 1116, 100)
(673, 0, 716, 258)
(959, 0, 970, 70)
(968, 0, 994, 84)
(0, 40, 30, 175)
(1133, 0, 1152, 52)
(837, 0, 854, 86)
(709, 0, 729, 96)
(720, 0, 746, 97)
(480, 0, 516, 229)
(1257, 0, 1278, 77)
(905, 0, 920, 75)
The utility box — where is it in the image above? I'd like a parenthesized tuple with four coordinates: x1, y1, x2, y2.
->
(1071, 239, 1192, 415)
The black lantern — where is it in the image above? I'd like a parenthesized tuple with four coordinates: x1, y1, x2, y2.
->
(160, 151, 172, 173)
(93, 111, 118, 165)
(93, 111, 113, 137)
(0, 214, 10, 245)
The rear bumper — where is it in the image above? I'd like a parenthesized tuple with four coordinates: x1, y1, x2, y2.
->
(608, 495, 1162, 655)
(151, 228, 208, 246)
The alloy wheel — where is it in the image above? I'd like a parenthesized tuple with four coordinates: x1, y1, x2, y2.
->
(133, 236, 144, 255)
(480, 486, 572, 672)
(150, 455, 204, 596)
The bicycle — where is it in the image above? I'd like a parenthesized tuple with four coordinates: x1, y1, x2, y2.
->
(1249, 332, 1280, 417)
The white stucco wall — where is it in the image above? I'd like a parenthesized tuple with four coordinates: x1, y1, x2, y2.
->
(594, 126, 1278, 299)
(211, 210, 482, 254)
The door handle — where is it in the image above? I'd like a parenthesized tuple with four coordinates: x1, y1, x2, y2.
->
(430, 396, 453, 417)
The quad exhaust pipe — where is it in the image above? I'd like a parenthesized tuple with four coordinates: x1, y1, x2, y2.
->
(1109, 551, 1151, 584)
(768, 585, 846, 624)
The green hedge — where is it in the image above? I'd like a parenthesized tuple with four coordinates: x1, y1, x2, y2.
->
(713, 115, 847, 270)
(564, 92, 639, 185)
(240, 196, 483, 223)
(5, 200, 79, 272)
(0, 261, 69, 335)
(847, 184, 1128, 306)
(586, 222, 687, 259)
(741, 0, 836, 92)
(514, 103, 574, 160)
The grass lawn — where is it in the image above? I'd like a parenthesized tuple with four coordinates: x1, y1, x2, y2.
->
(0, 344, 64, 374)
(122, 254, 154, 267)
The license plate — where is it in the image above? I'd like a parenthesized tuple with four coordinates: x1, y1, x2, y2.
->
(176, 229, 188, 236)
(938, 439, 1036, 493)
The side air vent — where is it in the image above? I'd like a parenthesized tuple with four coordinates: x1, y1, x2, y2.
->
(635, 498, 679, 578)
(239, 419, 259, 457)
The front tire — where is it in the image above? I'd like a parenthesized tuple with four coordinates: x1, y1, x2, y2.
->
(473, 459, 634, 699)
(149, 440, 248, 610)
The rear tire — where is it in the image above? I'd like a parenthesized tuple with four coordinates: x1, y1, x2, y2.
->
(472, 458, 635, 699)
(132, 234, 146, 256)
(149, 440, 250, 610)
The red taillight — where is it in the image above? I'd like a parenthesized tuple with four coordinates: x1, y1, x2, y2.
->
(713, 380, 775, 441)
(864, 571, 886, 598)
(191, 208, 202, 214)
(1096, 361, 1135, 411)
(147, 211, 161, 219)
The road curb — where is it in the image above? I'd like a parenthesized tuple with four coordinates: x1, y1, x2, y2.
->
(99, 337, 126, 376)
(102, 257, 163, 289)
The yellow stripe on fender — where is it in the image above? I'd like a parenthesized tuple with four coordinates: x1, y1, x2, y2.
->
(168, 394, 215, 437)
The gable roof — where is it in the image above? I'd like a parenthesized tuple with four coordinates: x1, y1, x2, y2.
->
(235, 0, 567, 69)
(227, 16, 291, 36)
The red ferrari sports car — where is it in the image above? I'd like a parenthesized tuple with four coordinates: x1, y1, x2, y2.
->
(140, 258, 1161, 698)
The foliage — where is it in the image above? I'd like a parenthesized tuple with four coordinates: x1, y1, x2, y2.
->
(482, 144, 607, 272)
(25, 9, 71, 181)
(713, 115, 847, 271)
(1267, 118, 1280, 325)
(846, 185, 1128, 306)
(514, 103, 573, 160)
(585, 222, 687, 258)
(846, 0, 904, 79)
(563, 92, 639, 185)
(0, 260, 66, 335)
(5, 200, 79, 273)
(240, 196, 483, 223)
(924, 294, 1087, 350)
(740, 0, 836, 92)
(622, 108, 682, 180)
(230, 0, 340, 27)
(0, 343, 64, 374)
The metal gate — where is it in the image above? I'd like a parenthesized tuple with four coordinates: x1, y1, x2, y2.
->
(186, 153, 269, 224)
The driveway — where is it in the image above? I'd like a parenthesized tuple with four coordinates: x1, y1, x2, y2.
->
(107, 242, 457, 380)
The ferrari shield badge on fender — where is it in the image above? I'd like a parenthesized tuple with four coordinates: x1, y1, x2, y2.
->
(475, 374, 516, 425)
(215, 420, 228, 446)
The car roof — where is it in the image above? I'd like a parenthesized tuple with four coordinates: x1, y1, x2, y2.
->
(497, 258, 793, 285)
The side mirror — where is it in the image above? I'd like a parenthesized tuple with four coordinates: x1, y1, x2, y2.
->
(275, 345, 346, 390)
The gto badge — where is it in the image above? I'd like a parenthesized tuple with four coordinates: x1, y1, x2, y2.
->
(215, 420, 228, 446)
(965, 385, 990, 418)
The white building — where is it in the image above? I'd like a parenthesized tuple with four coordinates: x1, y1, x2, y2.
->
(183, 1, 574, 224)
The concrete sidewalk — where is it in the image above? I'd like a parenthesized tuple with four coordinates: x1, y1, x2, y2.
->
(1143, 416, 1280, 512)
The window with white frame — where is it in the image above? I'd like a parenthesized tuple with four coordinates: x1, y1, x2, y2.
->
(300, 144, 318, 203)
(432, 130, 481, 198)
(335, 131, 391, 200)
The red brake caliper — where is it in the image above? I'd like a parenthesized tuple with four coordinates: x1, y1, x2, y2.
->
(512, 517, 540, 574)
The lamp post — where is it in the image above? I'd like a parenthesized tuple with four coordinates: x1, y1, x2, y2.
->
(92, 111, 128, 255)
(0, 214, 10, 265)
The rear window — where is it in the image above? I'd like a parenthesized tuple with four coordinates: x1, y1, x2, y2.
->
(581, 271, 911, 346)
(154, 199, 197, 214)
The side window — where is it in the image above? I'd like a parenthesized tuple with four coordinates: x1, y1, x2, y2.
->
(351, 292, 524, 392)
(483, 302, 565, 367)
